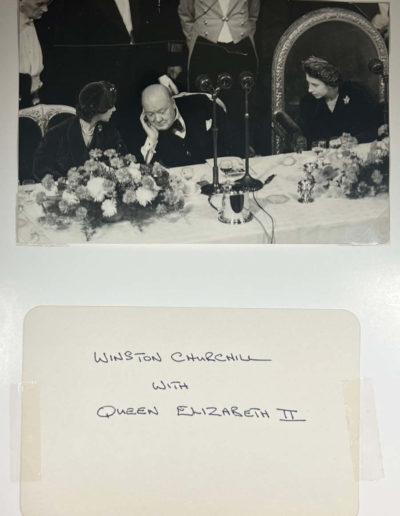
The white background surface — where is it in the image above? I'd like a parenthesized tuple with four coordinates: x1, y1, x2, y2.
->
(1, 0, 399, 514)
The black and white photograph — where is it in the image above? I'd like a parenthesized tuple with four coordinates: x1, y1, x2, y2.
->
(16, 0, 390, 244)
(2, 2, 400, 516)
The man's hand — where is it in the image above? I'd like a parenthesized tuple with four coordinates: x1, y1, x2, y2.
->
(140, 111, 158, 143)
(158, 74, 179, 95)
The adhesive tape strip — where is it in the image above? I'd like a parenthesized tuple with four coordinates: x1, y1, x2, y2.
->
(360, 378, 384, 481)
(343, 379, 360, 482)
(343, 378, 384, 483)
(19, 382, 41, 482)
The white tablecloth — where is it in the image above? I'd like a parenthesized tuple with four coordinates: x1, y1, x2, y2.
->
(16, 149, 389, 245)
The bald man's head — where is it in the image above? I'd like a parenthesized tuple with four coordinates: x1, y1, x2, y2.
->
(141, 84, 176, 131)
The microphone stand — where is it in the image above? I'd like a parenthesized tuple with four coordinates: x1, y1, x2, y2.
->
(201, 87, 222, 196)
(196, 72, 233, 196)
(234, 73, 263, 192)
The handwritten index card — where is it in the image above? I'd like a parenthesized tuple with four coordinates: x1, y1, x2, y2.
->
(21, 307, 359, 516)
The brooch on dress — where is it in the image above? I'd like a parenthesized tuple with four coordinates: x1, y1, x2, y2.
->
(343, 96, 351, 105)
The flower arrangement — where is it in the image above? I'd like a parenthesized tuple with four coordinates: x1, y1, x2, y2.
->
(308, 137, 389, 199)
(35, 149, 185, 240)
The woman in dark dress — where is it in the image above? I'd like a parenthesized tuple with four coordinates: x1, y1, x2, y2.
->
(33, 81, 127, 180)
(298, 56, 380, 148)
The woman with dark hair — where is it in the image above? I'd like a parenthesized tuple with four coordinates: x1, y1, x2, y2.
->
(298, 56, 380, 148)
(33, 81, 127, 180)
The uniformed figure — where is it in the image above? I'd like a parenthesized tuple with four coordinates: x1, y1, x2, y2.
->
(178, 0, 260, 156)
(19, 0, 52, 108)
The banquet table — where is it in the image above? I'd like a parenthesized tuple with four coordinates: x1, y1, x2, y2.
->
(16, 147, 389, 245)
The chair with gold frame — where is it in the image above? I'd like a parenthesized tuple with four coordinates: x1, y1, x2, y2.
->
(271, 7, 388, 154)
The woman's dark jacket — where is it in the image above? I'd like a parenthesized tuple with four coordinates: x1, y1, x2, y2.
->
(298, 81, 381, 147)
(33, 116, 127, 180)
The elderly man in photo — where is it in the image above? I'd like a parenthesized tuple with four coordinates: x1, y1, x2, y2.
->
(139, 84, 225, 168)
(19, 0, 51, 108)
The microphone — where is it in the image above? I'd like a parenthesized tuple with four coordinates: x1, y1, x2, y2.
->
(217, 72, 233, 90)
(275, 111, 301, 136)
(368, 58, 389, 128)
(239, 71, 255, 91)
(368, 59, 384, 75)
(195, 74, 213, 93)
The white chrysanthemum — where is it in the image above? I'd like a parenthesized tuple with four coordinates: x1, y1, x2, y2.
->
(376, 140, 389, 157)
(122, 188, 137, 204)
(135, 187, 157, 207)
(101, 199, 117, 218)
(87, 177, 106, 202)
(103, 179, 116, 195)
(116, 168, 132, 185)
(125, 153, 137, 163)
(75, 185, 91, 200)
(41, 174, 56, 191)
(142, 175, 160, 191)
(110, 156, 125, 169)
(104, 148, 117, 158)
(62, 190, 80, 206)
(89, 148, 103, 159)
(84, 159, 100, 172)
(127, 162, 142, 182)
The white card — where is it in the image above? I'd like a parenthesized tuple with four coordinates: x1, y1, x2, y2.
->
(21, 307, 360, 516)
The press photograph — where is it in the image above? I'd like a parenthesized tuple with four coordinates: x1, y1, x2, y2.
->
(17, 0, 390, 244)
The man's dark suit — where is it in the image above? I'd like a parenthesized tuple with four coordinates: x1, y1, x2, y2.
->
(137, 94, 223, 168)
(46, 0, 160, 45)
(19, 74, 34, 109)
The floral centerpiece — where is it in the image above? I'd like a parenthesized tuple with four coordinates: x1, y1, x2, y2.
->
(300, 136, 389, 200)
(35, 149, 185, 240)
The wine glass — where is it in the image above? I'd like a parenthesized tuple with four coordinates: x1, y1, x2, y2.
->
(22, 179, 36, 204)
(220, 159, 233, 176)
(181, 167, 194, 181)
(329, 136, 341, 150)
(312, 140, 326, 157)
(181, 167, 196, 196)
(295, 136, 307, 154)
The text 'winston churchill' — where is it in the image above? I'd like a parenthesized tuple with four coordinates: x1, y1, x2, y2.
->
(93, 351, 272, 364)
